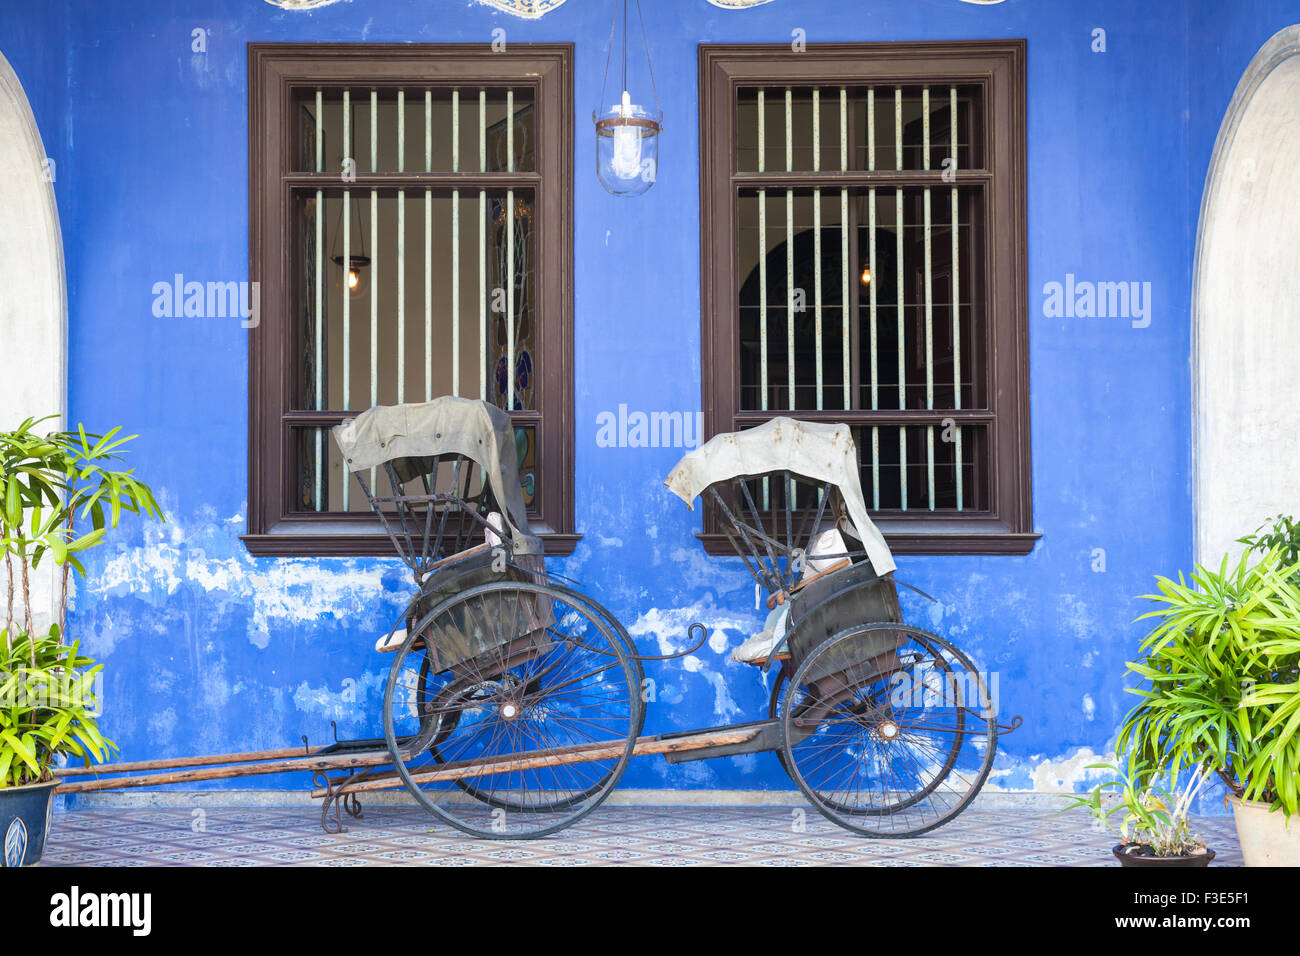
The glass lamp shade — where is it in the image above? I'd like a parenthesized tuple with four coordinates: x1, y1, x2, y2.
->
(594, 97, 662, 197)
(331, 255, 370, 298)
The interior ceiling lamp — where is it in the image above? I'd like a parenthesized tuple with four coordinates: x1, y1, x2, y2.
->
(329, 98, 370, 298)
(594, 0, 662, 197)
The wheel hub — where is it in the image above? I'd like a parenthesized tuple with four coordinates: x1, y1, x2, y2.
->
(876, 719, 900, 741)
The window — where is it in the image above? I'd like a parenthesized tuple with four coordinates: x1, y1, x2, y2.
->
(698, 42, 1034, 555)
(246, 44, 577, 556)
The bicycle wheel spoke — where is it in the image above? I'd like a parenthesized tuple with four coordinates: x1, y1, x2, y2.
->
(384, 580, 641, 838)
(782, 624, 997, 836)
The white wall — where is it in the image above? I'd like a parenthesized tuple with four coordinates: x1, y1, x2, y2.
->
(1193, 26, 1300, 566)
(0, 51, 67, 632)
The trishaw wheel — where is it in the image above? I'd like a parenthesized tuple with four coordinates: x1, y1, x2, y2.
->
(767, 665, 791, 776)
(779, 624, 997, 838)
(384, 580, 642, 839)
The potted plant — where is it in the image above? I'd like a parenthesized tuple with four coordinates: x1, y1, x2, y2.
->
(1118, 544, 1300, 866)
(1062, 761, 1217, 866)
(0, 417, 163, 866)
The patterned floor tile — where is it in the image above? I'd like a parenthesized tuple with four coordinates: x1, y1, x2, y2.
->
(38, 806, 1246, 867)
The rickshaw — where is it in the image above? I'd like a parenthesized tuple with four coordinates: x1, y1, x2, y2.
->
(325, 397, 1007, 840)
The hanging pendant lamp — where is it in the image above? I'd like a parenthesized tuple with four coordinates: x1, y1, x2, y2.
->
(594, 0, 663, 197)
(329, 96, 370, 297)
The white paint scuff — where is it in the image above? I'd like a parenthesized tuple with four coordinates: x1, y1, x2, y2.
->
(625, 600, 755, 721)
(90, 507, 398, 649)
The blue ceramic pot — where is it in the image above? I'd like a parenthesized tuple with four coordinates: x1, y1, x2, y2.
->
(1, 779, 58, 867)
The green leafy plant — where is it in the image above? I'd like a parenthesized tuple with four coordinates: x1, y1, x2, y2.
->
(1240, 514, 1300, 572)
(1117, 548, 1300, 817)
(0, 628, 112, 787)
(1061, 761, 1212, 856)
(0, 416, 164, 787)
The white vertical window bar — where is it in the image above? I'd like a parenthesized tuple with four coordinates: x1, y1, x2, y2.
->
(452, 89, 461, 397)
(425, 90, 433, 401)
(397, 89, 406, 405)
(314, 89, 324, 511)
(839, 89, 849, 413)
(369, 89, 380, 497)
(868, 88, 880, 510)
(812, 89, 823, 411)
(895, 86, 907, 511)
(784, 88, 795, 412)
(479, 89, 488, 402)
(757, 89, 767, 415)
(755, 90, 768, 510)
(507, 88, 516, 411)
(342, 89, 352, 511)
(923, 86, 936, 511)
(370, 88, 379, 413)
(951, 85, 964, 511)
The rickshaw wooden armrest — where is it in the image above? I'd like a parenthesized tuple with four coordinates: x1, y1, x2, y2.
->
(791, 558, 852, 593)
(375, 629, 426, 654)
(428, 540, 493, 571)
(745, 653, 791, 667)
(763, 558, 853, 610)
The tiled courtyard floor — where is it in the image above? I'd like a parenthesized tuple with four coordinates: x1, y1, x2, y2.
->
(41, 806, 1244, 866)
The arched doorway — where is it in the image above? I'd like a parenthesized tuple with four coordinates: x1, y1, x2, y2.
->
(0, 50, 67, 629)
(1193, 26, 1300, 564)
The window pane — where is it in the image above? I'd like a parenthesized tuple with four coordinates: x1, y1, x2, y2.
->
(294, 187, 537, 412)
(857, 185, 986, 412)
(291, 423, 538, 516)
(858, 423, 989, 513)
(730, 422, 989, 521)
(293, 87, 536, 174)
(737, 190, 848, 411)
(735, 85, 984, 173)
(737, 185, 985, 413)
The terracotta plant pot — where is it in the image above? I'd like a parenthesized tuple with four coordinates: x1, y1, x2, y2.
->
(0, 778, 59, 867)
(1228, 794, 1300, 866)
(1112, 842, 1216, 867)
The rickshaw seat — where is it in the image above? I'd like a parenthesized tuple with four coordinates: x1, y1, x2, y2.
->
(374, 512, 509, 654)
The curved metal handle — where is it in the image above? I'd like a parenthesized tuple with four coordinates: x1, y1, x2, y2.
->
(626, 621, 709, 662)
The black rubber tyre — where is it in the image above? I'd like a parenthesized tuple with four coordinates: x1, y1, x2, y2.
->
(422, 585, 647, 813)
(384, 580, 642, 839)
(779, 623, 998, 838)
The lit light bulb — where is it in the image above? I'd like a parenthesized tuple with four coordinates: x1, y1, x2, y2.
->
(611, 90, 643, 179)
(860, 266, 872, 286)
(331, 254, 369, 297)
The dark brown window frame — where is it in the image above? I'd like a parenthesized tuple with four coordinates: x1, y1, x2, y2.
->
(698, 41, 1036, 556)
(245, 43, 578, 557)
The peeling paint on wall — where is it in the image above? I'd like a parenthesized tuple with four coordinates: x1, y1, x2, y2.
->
(90, 504, 397, 651)
(625, 600, 756, 722)
(19, 0, 1212, 805)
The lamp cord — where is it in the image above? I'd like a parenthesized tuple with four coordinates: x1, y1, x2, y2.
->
(597, 0, 661, 125)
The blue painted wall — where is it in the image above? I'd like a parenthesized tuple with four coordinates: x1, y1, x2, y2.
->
(0, 0, 1288, 800)
(0, 2, 70, 234)
(1188, 1, 1300, 227)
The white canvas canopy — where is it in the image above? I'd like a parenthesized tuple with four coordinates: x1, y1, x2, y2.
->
(664, 417, 896, 575)
(332, 396, 542, 555)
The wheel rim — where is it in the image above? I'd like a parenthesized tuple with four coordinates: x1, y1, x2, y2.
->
(781, 624, 997, 838)
(768, 665, 792, 776)
(384, 581, 641, 839)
